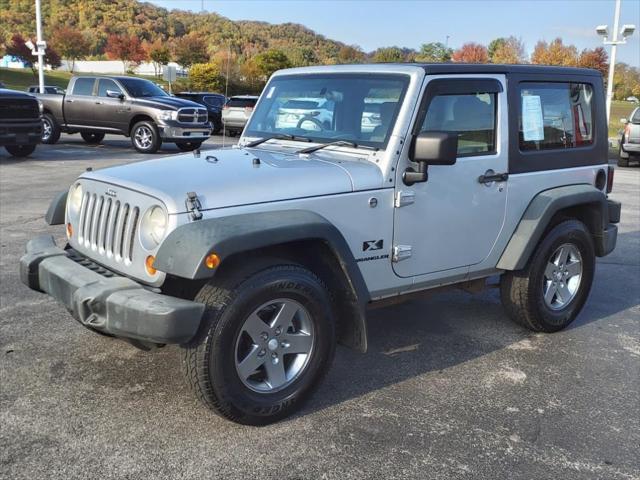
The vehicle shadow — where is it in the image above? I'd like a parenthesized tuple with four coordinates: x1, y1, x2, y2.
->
(300, 231, 640, 417)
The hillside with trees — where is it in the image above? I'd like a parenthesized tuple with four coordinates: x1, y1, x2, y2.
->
(0, 0, 638, 97)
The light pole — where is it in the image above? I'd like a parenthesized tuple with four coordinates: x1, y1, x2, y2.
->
(25, 0, 46, 93)
(596, 0, 636, 122)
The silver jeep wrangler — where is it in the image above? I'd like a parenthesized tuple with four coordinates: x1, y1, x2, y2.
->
(21, 64, 621, 425)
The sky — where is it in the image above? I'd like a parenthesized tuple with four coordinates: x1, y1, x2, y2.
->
(150, 0, 640, 66)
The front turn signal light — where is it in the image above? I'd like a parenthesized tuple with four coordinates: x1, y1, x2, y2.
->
(66, 223, 73, 238)
(145, 255, 157, 275)
(205, 253, 220, 269)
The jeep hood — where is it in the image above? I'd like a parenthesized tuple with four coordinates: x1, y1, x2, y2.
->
(81, 148, 385, 214)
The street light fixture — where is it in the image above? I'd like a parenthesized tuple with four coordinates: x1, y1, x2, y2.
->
(596, 0, 636, 123)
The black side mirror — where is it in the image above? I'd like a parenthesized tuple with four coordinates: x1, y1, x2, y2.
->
(403, 131, 458, 186)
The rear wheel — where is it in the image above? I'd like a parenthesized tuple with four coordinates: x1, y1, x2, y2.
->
(80, 131, 105, 144)
(182, 263, 335, 425)
(41, 113, 61, 144)
(500, 220, 595, 332)
(130, 121, 160, 153)
(5, 144, 36, 157)
(175, 141, 202, 152)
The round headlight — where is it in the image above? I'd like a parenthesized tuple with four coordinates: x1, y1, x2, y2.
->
(140, 205, 168, 250)
(67, 183, 83, 217)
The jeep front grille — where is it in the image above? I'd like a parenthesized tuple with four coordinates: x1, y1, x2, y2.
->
(178, 107, 208, 124)
(77, 191, 140, 263)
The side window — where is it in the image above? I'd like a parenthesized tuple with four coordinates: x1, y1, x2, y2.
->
(420, 92, 497, 156)
(72, 78, 95, 96)
(519, 82, 594, 151)
(97, 79, 122, 97)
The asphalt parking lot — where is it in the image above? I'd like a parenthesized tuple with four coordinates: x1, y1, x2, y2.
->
(1, 135, 638, 479)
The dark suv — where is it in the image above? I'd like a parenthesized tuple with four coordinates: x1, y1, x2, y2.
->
(175, 92, 226, 134)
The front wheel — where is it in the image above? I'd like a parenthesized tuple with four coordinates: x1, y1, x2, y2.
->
(500, 220, 595, 332)
(5, 144, 36, 157)
(130, 121, 160, 153)
(41, 113, 61, 144)
(182, 263, 335, 425)
(81, 131, 105, 144)
(175, 141, 202, 152)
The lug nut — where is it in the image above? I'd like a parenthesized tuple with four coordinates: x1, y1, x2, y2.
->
(275, 327, 282, 336)
(261, 332, 268, 341)
(258, 349, 266, 357)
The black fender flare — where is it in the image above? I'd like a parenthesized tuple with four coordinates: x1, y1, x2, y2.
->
(497, 184, 610, 271)
(154, 209, 371, 351)
(45, 191, 67, 226)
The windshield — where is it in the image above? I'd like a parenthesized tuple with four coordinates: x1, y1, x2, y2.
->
(118, 78, 168, 98)
(245, 74, 409, 148)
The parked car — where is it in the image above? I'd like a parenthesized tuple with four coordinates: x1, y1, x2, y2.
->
(625, 96, 639, 104)
(274, 97, 334, 131)
(0, 87, 42, 157)
(221, 95, 258, 136)
(22, 64, 620, 425)
(28, 85, 66, 95)
(619, 107, 640, 166)
(175, 92, 225, 134)
(36, 76, 211, 153)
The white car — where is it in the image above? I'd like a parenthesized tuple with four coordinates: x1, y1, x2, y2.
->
(22, 63, 620, 425)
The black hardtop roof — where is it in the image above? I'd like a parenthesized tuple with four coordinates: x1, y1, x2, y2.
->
(414, 63, 602, 77)
(177, 91, 225, 96)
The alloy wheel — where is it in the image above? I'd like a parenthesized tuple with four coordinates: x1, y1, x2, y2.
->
(542, 243, 583, 310)
(134, 125, 153, 150)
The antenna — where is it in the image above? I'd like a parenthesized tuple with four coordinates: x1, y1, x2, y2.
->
(222, 43, 231, 148)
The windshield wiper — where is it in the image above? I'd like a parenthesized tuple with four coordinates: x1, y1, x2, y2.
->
(244, 134, 312, 148)
(297, 140, 378, 154)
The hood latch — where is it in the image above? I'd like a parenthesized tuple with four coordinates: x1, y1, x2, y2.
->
(185, 191, 203, 221)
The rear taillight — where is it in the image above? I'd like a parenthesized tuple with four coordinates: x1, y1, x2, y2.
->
(607, 165, 615, 194)
(223, 105, 229, 110)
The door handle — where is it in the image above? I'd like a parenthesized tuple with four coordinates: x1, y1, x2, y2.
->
(478, 171, 508, 184)
(95, 101, 103, 105)
(65, 99, 74, 103)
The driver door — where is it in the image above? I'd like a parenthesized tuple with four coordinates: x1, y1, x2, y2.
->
(392, 75, 508, 277)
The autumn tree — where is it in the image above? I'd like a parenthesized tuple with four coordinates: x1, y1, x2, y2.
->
(105, 34, 146, 72)
(612, 63, 640, 100)
(188, 63, 223, 91)
(252, 49, 292, 79)
(489, 36, 526, 64)
(415, 42, 452, 63)
(5, 33, 61, 75)
(451, 42, 489, 63)
(578, 47, 608, 77)
(372, 47, 406, 63)
(143, 38, 171, 77)
(50, 26, 91, 72)
(337, 45, 365, 64)
(288, 47, 318, 67)
(531, 38, 578, 66)
(173, 34, 208, 69)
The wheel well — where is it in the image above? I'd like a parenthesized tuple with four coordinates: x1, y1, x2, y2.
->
(545, 202, 603, 240)
(165, 239, 366, 351)
(129, 115, 154, 135)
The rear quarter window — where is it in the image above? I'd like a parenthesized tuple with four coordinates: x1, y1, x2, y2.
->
(519, 82, 594, 151)
(72, 78, 95, 96)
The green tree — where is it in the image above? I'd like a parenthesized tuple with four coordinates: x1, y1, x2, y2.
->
(337, 45, 365, 64)
(252, 49, 292, 79)
(487, 38, 506, 62)
(188, 63, 223, 91)
(416, 42, 452, 62)
(173, 33, 209, 68)
(144, 38, 171, 77)
(50, 26, 91, 72)
(372, 46, 405, 63)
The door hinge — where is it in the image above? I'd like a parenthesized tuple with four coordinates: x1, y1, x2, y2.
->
(185, 191, 203, 221)
(392, 245, 412, 262)
(395, 191, 415, 208)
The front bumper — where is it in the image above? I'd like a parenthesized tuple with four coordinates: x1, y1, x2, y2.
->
(0, 120, 42, 146)
(20, 235, 204, 344)
(157, 120, 211, 141)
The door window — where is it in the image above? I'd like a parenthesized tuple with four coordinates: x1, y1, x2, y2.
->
(420, 92, 497, 156)
(71, 77, 95, 96)
(519, 82, 594, 150)
(97, 79, 123, 98)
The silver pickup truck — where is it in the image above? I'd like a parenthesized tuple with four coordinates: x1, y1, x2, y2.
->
(37, 76, 211, 153)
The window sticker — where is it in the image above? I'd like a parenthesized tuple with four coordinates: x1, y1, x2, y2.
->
(266, 86, 275, 99)
(522, 95, 544, 142)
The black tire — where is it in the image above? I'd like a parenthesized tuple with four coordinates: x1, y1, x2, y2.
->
(175, 141, 202, 152)
(225, 128, 237, 137)
(500, 220, 595, 333)
(5, 144, 36, 157)
(41, 113, 61, 144)
(183, 263, 336, 425)
(81, 131, 105, 144)
(130, 120, 161, 153)
(212, 122, 222, 135)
